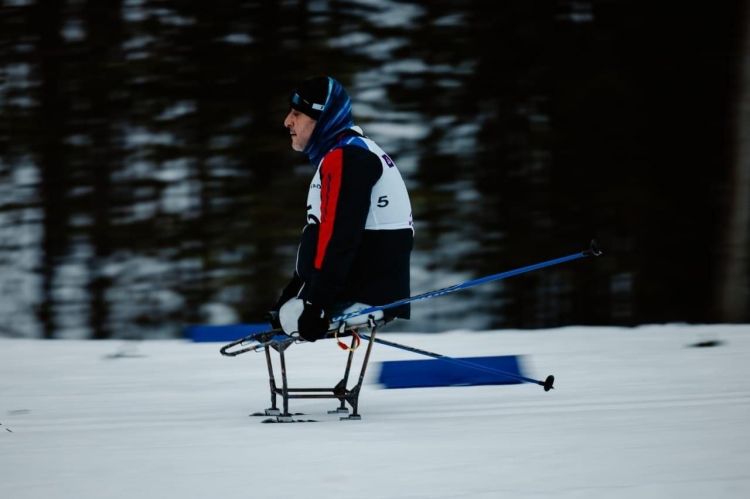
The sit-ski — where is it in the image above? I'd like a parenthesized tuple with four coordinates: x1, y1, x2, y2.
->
(220, 315, 387, 423)
(219, 242, 602, 423)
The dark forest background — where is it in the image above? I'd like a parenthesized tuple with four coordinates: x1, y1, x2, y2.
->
(1, 0, 748, 339)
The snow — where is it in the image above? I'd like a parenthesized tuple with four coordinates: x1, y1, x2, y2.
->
(2, 324, 749, 499)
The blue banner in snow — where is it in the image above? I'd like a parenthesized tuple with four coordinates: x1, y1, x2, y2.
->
(186, 323, 270, 342)
(377, 355, 524, 389)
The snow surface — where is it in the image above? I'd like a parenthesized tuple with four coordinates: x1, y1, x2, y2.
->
(2, 324, 749, 499)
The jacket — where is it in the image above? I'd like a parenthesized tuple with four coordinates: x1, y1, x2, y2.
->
(282, 128, 414, 319)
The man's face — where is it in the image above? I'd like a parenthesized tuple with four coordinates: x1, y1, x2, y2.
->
(283, 109, 316, 152)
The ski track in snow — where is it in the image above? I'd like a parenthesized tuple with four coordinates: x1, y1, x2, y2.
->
(1, 324, 749, 499)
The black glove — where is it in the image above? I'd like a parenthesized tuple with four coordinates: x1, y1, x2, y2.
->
(267, 273, 304, 330)
(297, 301, 329, 342)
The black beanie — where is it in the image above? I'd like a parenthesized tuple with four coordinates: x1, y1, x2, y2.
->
(289, 76, 330, 120)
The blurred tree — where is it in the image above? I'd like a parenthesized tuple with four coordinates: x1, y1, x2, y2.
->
(0, 0, 747, 338)
(79, 0, 125, 339)
(718, 0, 750, 322)
(32, 0, 70, 339)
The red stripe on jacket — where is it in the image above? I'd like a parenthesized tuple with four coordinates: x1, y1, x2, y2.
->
(315, 148, 344, 270)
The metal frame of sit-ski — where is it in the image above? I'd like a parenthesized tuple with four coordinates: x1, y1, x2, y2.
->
(252, 316, 385, 423)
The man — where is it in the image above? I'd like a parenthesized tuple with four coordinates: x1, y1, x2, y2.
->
(270, 75, 414, 342)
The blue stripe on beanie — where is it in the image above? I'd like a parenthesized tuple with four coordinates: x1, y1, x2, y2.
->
(302, 77, 355, 166)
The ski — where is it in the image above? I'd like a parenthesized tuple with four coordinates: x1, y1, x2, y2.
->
(219, 324, 370, 357)
(261, 416, 318, 423)
(219, 329, 292, 357)
(250, 410, 315, 423)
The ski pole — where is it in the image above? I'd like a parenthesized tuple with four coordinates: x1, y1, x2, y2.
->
(359, 332, 555, 391)
(332, 240, 602, 324)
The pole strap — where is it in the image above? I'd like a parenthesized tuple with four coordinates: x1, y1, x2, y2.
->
(336, 328, 361, 351)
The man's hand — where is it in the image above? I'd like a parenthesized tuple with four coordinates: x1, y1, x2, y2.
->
(298, 301, 330, 342)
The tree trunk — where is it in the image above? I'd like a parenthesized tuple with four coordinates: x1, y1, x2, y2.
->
(719, 1, 750, 322)
(82, 0, 124, 339)
(35, 0, 68, 339)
